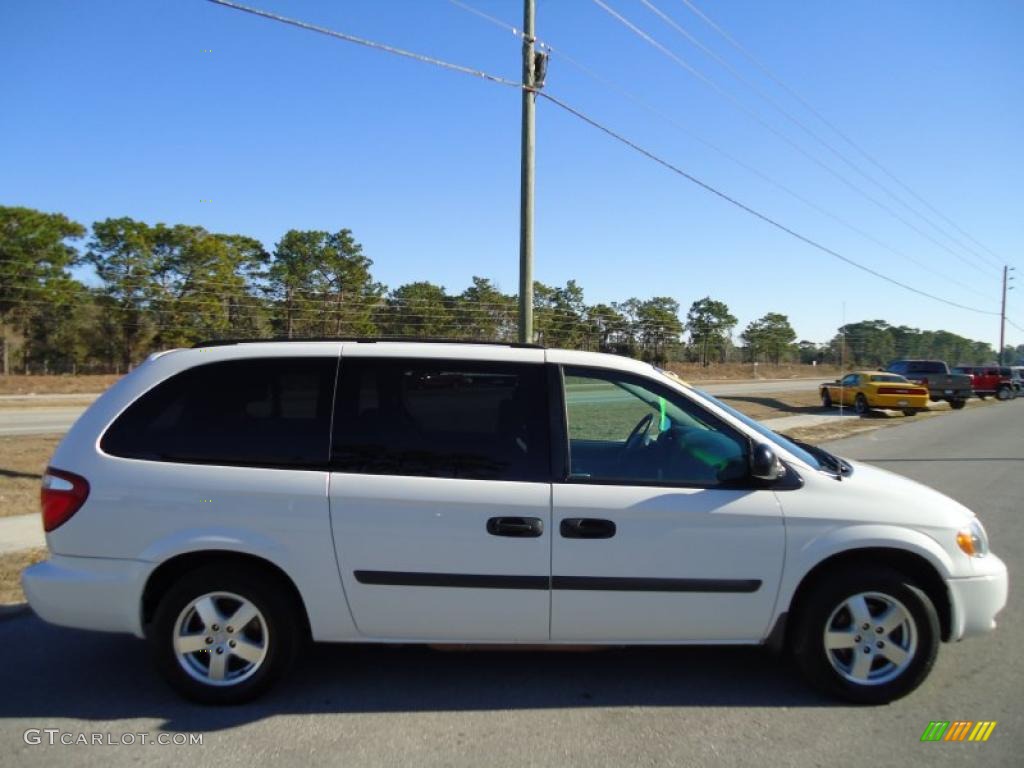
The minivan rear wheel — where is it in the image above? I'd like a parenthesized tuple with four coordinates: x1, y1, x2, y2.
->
(792, 566, 939, 704)
(149, 565, 298, 704)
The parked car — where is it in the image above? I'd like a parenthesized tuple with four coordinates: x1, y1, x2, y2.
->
(1010, 367, 1024, 395)
(24, 340, 1008, 706)
(885, 360, 971, 409)
(952, 366, 1016, 401)
(820, 372, 929, 416)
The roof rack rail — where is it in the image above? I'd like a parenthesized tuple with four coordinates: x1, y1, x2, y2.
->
(192, 336, 545, 349)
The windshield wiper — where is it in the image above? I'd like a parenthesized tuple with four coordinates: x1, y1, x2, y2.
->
(779, 434, 851, 478)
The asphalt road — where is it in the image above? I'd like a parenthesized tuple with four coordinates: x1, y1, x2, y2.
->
(0, 379, 824, 436)
(1, 401, 1020, 767)
(0, 407, 93, 437)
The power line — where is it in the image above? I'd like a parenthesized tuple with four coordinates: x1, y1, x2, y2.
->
(543, 48, 992, 301)
(1, 295, 811, 337)
(676, 0, 1005, 270)
(8, 290, 1012, 346)
(209, 0, 998, 318)
(589, 0, 999, 277)
(639, 0, 1000, 274)
(206, 0, 521, 88)
(444, 0, 555, 52)
(443, 0, 993, 301)
(538, 91, 998, 317)
(446, 0, 521, 40)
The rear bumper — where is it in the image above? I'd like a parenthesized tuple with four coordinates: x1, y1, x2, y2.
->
(870, 396, 929, 409)
(22, 555, 149, 637)
(947, 553, 1008, 640)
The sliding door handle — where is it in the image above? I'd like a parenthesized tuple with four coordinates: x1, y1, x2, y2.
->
(560, 518, 617, 539)
(486, 516, 544, 538)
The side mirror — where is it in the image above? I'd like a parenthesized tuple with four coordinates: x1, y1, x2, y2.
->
(750, 443, 782, 481)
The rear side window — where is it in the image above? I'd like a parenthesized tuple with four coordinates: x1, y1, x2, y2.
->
(102, 358, 338, 467)
(331, 358, 549, 481)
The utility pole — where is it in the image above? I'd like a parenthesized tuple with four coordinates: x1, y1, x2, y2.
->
(999, 265, 1015, 364)
(999, 266, 1007, 364)
(518, 0, 536, 344)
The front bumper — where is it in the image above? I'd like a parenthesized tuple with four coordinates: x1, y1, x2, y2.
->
(947, 553, 1009, 640)
(22, 555, 149, 637)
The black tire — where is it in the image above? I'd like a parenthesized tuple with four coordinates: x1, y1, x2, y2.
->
(821, 389, 833, 408)
(978, 394, 987, 400)
(901, 409, 917, 417)
(996, 385, 1012, 401)
(949, 398, 966, 410)
(854, 394, 869, 416)
(149, 564, 301, 705)
(792, 566, 939, 705)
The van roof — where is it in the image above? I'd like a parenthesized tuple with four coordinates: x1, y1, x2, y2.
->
(193, 337, 545, 350)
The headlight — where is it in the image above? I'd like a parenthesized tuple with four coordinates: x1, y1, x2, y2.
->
(956, 518, 989, 558)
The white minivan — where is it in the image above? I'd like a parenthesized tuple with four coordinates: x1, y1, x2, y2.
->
(23, 340, 1007, 704)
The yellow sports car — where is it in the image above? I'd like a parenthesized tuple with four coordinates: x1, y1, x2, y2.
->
(820, 371, 929, 416)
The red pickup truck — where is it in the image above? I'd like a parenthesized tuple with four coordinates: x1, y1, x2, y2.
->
(952, 365, 1016, 400)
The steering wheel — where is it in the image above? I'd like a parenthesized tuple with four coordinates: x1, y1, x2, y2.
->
(623, 412, 654, 454)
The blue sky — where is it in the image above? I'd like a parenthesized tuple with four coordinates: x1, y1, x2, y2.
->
(2, 0, 1022, 346)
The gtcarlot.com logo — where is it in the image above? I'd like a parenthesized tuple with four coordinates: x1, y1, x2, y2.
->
(921, 721, 997, 742)
(23, 730, 203, 746)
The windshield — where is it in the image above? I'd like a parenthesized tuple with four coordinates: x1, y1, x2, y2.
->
(908, 362, 946, 374)
(663, 380, 823, 471)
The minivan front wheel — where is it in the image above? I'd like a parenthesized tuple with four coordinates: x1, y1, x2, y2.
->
(150, 566, 298, 704)
(793, 567, 939, 704)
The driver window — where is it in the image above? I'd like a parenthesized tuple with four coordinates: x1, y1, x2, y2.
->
(562, 367, 748, 487)
(564, 374, 666, 443)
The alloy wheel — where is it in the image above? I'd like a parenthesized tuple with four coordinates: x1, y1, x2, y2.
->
(823, 591, 917, 686)
(173, 591, 269, 687)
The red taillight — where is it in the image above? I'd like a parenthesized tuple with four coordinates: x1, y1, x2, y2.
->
(40, 467, 90, 532)
(878, 387, 923, 395)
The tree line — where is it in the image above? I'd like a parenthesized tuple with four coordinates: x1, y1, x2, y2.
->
(1, 205, 1018, 374)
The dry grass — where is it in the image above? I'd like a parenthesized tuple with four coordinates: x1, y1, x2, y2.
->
(780, 397, 996, 444)
(0, 547, 46, 604)
(0, 435, 62, 518)
(781, 420, 904, 444)
(666, 362, 842, 382)
(716, 390, 827, 421)
(0, 374, 120, 395)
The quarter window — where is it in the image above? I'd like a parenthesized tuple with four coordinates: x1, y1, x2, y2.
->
(562, 367, 748, 486)
(331, 358, 549, 481)
(101, 358, 337, 467)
